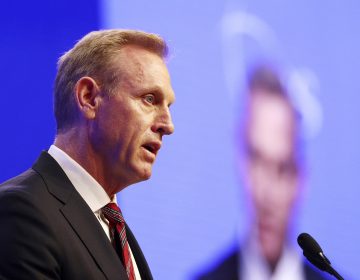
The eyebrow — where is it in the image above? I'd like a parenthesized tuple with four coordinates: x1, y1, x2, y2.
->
(145, 86, 175, 105)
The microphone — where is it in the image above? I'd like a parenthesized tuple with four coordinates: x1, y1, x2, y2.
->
(297, 233, 344, 280)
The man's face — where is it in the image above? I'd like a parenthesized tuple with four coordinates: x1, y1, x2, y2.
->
(243, 91, 298, 263)
(89, 46, 175, 193)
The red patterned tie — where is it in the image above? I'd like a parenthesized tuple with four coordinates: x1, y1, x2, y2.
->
(102, 203, 136, 280)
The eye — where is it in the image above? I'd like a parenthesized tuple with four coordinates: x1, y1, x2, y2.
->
(144, 94, 155, 104)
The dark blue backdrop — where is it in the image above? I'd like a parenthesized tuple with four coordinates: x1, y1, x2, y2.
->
(0, 0, 99, 180)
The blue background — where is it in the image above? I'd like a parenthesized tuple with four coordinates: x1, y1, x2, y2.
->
(1, 1, 359, 279)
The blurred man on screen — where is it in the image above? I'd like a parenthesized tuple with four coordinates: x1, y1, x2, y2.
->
(0, 29, 175, 280)
(197, 66, 328, 280)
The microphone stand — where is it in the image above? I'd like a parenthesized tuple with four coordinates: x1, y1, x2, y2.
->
(327, 265, 344, 280)
(298, 233, 345, 280)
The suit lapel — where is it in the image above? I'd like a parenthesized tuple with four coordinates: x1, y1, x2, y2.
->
(60, 193, 128, 280)
(32, 151, 128, 280)
(126, 224, 153, 280)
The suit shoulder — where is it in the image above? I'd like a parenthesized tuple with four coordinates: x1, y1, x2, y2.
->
(0, 168, 51, 217)
(304, 261, 332, 280)
(0, 166, 54, 208)
(195, 248, 239, 280)
(0, 169, 62, 278)
(0, 168, 44, 194)
(0, 168, 53, 227)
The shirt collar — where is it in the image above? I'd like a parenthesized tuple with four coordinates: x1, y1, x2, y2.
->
(240, 231, 305, 280)
(48, 145, 115, 212)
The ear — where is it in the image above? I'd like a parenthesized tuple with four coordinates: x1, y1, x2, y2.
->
(74, 77, 102, 120)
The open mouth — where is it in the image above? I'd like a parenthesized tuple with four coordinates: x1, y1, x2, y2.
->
(142, 142, 161, 155)
(143, 144, 155, 154)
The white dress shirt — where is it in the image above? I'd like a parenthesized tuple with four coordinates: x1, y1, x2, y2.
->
(48, 145, 141, 279)
(240, 234, 305, 280)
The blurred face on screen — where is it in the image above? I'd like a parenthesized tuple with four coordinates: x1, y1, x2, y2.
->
(244, 91, 299, 266)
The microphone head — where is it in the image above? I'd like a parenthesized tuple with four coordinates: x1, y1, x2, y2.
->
(297, 233, 344, 278)
(297, 232, 331, 272)
(297, 232, 323, 255)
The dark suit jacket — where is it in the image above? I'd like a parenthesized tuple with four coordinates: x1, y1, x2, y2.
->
(196, 248, 330, 280)
(0, 151, 153, 280)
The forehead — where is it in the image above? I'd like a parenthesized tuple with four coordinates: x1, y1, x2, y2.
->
(113, 46, 174, 99)
(117, 45, 165, 68)
(246, 93, 295, 160)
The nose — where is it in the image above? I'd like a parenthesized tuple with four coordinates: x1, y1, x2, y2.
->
(152, 107, 175, 136)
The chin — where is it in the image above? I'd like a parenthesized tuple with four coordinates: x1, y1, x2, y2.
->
(140, 171, 152, 181)
(126, 160, 152, 180)
(136, 166, 153, 182)
(260, 234, 283, 258)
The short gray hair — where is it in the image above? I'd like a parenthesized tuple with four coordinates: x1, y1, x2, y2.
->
(54, 29, 168, 132)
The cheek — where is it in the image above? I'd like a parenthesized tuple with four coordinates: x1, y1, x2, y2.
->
(247, 185, 266, 217)
(247, 168, 269, 205)
(89, 117, 108, 148)
(89, 110, 125, 159)
(274, 182, 298, 221)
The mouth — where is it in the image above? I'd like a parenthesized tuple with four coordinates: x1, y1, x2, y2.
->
(142, 141, 161, 156)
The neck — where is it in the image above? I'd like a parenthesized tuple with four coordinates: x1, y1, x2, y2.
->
(267, 254, 280, 274)
(54, 128, 126, 196)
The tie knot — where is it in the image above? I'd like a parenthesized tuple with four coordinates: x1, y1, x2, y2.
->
(102, 203, 125, 225)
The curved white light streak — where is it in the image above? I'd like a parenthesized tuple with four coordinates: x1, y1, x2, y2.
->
(221, 10, 323, 139)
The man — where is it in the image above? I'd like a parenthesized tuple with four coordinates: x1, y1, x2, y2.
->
(0, 29, 175, 280)
(197, 66, 327, 279)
